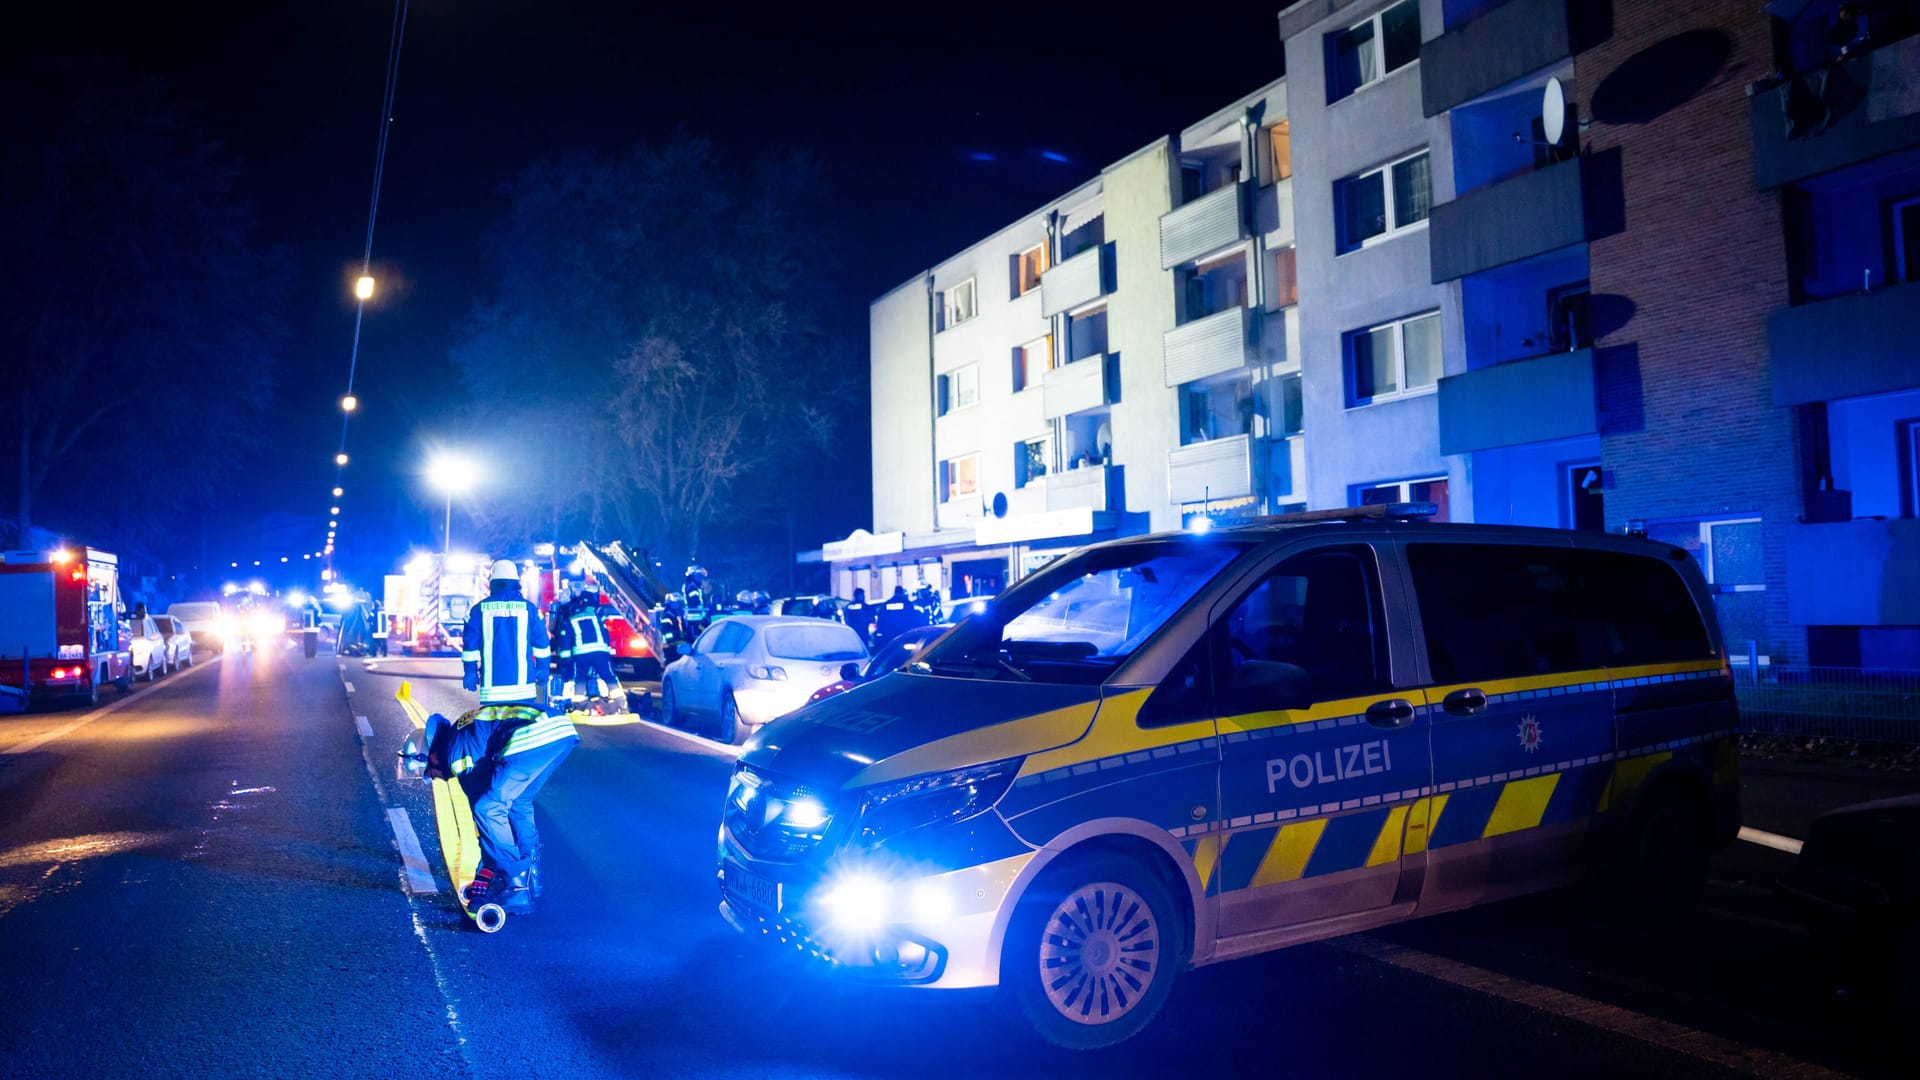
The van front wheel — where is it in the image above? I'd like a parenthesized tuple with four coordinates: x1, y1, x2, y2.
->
(1004, 854, 1178, 1050)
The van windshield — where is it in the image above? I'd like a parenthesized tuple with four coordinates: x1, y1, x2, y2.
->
(913, 538, 1249, 685)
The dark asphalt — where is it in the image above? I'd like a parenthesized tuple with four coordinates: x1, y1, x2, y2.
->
(2, 647, 1914, 1078)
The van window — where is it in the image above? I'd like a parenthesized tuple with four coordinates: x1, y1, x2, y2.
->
(1407, 544, 1583, 683)
(1140, 546, 1389, 726)
(1570, 550, 1714, 666)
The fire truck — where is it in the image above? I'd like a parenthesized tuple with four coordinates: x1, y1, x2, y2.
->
(0, 547, 133, 707)
(382, 553, 490, 656)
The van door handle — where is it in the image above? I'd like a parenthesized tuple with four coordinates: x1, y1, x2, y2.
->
(1365, 698, 1415, 728)
(1442, 688, 1488, 716)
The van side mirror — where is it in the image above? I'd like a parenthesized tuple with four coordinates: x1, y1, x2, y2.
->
(1220, 661, 1314, 716)
(840, 661, 861, 682)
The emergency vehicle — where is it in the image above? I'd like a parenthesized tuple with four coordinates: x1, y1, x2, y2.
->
(717, 505, 1740, 1048)
(0, 547, 134, 706)
(383, 554, 489, 656)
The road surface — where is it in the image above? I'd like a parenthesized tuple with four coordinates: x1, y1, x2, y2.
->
(0, 645, 1911, 1078)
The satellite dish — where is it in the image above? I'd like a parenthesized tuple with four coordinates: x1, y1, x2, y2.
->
(1542, 77, 1567, 146)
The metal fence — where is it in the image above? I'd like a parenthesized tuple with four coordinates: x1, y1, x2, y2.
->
(1732, 664, 1920, 744)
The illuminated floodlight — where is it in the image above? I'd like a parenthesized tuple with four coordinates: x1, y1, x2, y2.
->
(341, 395, 358, 413)
(280, 556, 289, 563)
(533, 542, 556, 558)
(50, 549, 73, 564)
(331, 507, 340, 515)
(335, 453, 350, 467)
(320, 568, 335, 582)
(355, 275, 375, 301)
(303, 554, 311, 560)
(426, 453, 478, 496)
(332, 487, 343, 497)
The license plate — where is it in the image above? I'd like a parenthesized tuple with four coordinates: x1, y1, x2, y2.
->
(725, 862, 780, 916)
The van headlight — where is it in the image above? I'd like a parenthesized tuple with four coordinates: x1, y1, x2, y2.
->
(857, 758, 1023, 845)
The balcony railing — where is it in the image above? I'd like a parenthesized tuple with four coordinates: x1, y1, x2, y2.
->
(1437, 348, 1596, 454)
(1769, 279, 1920, 406)
(1751, 39, 1920, 191)
(1429, 156, 1593, 282)
(1163, 306, 1251, 387)
(1045, 464, 1120, 514)
(1421, 0, 1578, 117)
(1040, 245, 1108, 318)
(1168, 433, 1252, 505)
(1785, 518, 1920, 627)
(1042, 355, 1111, 420)
(1159, 184, 1245, 269)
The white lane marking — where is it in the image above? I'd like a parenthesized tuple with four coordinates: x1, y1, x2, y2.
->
(1738, 827, 1804, 856)
(355, 715, 374, 739)
(632, 715, 743, 759)
(0, 655, 223, 757)
(386, 808, 439, 894)
(1336, 935, 1842, 1078)
(343, 680, 356, 694)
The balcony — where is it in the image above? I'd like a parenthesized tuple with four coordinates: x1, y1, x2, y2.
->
(1042, 355, 1112, 420)
(1252, 179, 1294, 250)
(1045, 464, 1121, 514)
(1159, 184, 1245, 269)
(1168, 434, 1252, 505)
(1041, 245, 1109, 318)
(1437, 348, 1596, 454)
(1163, 306, 1251, 387)
(1421, 0, 1591, 117)
(1752, 44, 1920, 191)
(1269, 435, 1305, 502)
(1429, 156, 1606, 282)
(1770, 280, 1920, 406)
(1786, 519, 1920, 626)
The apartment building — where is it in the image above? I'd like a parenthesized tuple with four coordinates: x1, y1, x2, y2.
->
(824, 0, 1920, 669)
(824, 81, 1295, 602)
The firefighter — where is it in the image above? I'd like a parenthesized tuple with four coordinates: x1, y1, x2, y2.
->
(547, 588, 577, 702)
(460, 559, 577, 914)
(566, 588, 619, 706)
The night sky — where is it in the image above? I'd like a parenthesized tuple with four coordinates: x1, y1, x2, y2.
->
(13, 0, 1286, 579)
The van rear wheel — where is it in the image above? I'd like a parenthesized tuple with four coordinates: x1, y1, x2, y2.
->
(1623, 799, 1710, 924)
(1003, 853, 1178, 1050)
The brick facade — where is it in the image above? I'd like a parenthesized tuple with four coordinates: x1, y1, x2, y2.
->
(1575, 0, 1804, 662)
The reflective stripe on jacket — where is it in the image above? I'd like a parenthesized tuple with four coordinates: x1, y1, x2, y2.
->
(568, 610, 612, 656)
(503, 712, 580, 757)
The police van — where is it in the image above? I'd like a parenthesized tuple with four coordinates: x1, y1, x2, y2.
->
(717, 504, 1739, 1048)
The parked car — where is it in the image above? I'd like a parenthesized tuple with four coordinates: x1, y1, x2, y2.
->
(772, 594, 842, 620)
(167, 600, 227, 651)
(660, 615, 868, 745)
(125, 613, 169, 680)
(806, 623, 948, 704)
(155, 614, 195, 671)
(1775, 794, 1920, 1027)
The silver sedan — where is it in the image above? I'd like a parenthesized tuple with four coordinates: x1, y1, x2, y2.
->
(660, 615, 868, 745)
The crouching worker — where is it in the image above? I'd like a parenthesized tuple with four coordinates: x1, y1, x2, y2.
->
(459, 559, 580, 913)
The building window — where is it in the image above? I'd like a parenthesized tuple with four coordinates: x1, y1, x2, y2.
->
(1346, 310, 1441, 405)
(1274, 373, 1304, 437)
(1012, 244, 1049, 298)
(1894, 194, 1920, 283)
(1067, 306, 1108, 362)
(1354, 476, 1450, 521)
(1327, 0, 1421, 103)
(937, 364, 979, 416)
(1016, 437, 1049, 488)
(1646, 516, 1766, 658)
(1565, 463, 1604, 532)
(1270, 245, 1299, 308)
(1900, 418, 1920, 517)
(1336, 150, 1431, 253)
(941, 454, 980, 504)
(1546, 281, 1593, 352)
(1012, 336, 1052, 392)
(1061, 215, 1105, 261)
(1182, 374, 1255, 445)
(941, 278, 977, 330)
(1265, 120, 1292, 183)
(1180, 251, 1249, 322)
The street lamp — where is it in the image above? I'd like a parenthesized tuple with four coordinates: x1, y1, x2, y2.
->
(341, 394, 359, 413)
(335, 452, 349, 467)
(332, 487, 343, 497)
(427, 453, 479, 556)
(355, 275, 376, 301)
